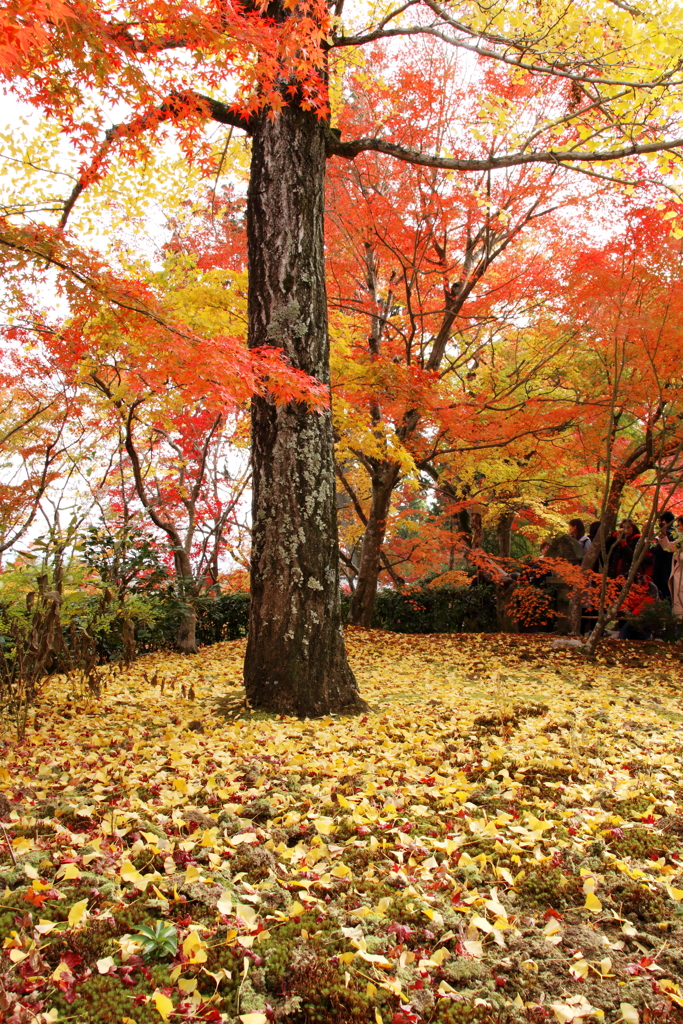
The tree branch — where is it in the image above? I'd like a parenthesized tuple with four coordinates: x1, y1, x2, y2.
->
(335, 462, 368, 526)
(59, 91, 251, 229)
(334, 10, 676, 91)
(326, 131, 683, 171)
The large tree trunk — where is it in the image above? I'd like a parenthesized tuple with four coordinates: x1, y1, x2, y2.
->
(243, 107, 364, 717)
(348, 460, 401, 627)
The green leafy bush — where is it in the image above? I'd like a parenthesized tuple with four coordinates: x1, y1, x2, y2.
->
(367, 580, 497, 634)
(195, 590, 250, 643)
(631, 599, 683, 642)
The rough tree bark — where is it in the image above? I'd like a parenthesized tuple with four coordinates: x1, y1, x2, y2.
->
(243, 107, 365, 716)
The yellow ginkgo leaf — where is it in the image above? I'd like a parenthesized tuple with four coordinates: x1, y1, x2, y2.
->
(152, 989, 174, 1021)
(235, 903, 257, 927)
(182, 931, 202, 956)
(184, 864, 201, 884)
(35, 920, 58, 935)
(584, 892, 602, 912)
(58, 862, 81, 880)
(620, 1004, 639, 1024)
(120, 860, 144, 884)
(67, 899, 88, 927)
(217, 892, 233, 916)
(569, 959, 589, 980)
(200, 827, 219, 847)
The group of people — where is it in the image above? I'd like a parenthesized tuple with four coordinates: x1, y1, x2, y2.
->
(553, 511, 683, 618)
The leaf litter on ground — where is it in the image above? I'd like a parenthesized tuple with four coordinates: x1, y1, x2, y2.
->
(2, 628, 683, 1024)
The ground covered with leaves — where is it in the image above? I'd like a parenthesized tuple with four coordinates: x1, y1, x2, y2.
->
(3, 629, 683, 1024)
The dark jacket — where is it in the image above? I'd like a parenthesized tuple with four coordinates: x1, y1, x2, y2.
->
(651, 529, 674, 599)
(608, 531, 641, 579)
(590, 530, 615, 572)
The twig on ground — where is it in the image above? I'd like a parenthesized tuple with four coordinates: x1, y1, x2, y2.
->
(0, 821, 17, 866)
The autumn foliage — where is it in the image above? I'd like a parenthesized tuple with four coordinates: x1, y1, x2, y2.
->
(3, 632, 683, 1023)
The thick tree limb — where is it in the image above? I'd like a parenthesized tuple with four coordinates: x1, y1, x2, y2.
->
(326, 130, 683, 170)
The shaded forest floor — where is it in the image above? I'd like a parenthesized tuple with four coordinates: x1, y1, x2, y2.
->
(3, 629, 683, 1024)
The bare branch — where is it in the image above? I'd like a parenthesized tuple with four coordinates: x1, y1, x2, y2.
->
(327, 129, 683, 171)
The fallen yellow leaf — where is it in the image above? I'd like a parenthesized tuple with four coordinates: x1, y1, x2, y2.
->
(583, 892, 602, 913)
(152, 989, 174, 1021)
(67, 899, 88, 927)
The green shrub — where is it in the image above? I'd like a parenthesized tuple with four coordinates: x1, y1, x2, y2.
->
(94, 589, 250, 657)
(195, 590, 250, 642)
(631, 599, 683, 642)
(367, 581, 497, 634)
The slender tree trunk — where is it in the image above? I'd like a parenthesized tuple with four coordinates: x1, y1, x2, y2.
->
(243, 107, 364, 717)
(497, 512, 514, 558)
(177, 605, 198, 654)
(174, 547, 198, 654)
(458, 508, 472, 545)
(121, 611, 136, 666)
(568, 474, 625, 634)
(348, 461, 401, 627)
(471, 512, 483, 550)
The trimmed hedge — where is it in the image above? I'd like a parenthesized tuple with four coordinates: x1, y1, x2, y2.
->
(122, 582, 496, 653)
(83, 581, 496, 660)
(196, 591, 250, 643)
(98, 591, 251, 657)
(368, 581, 497, 634)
